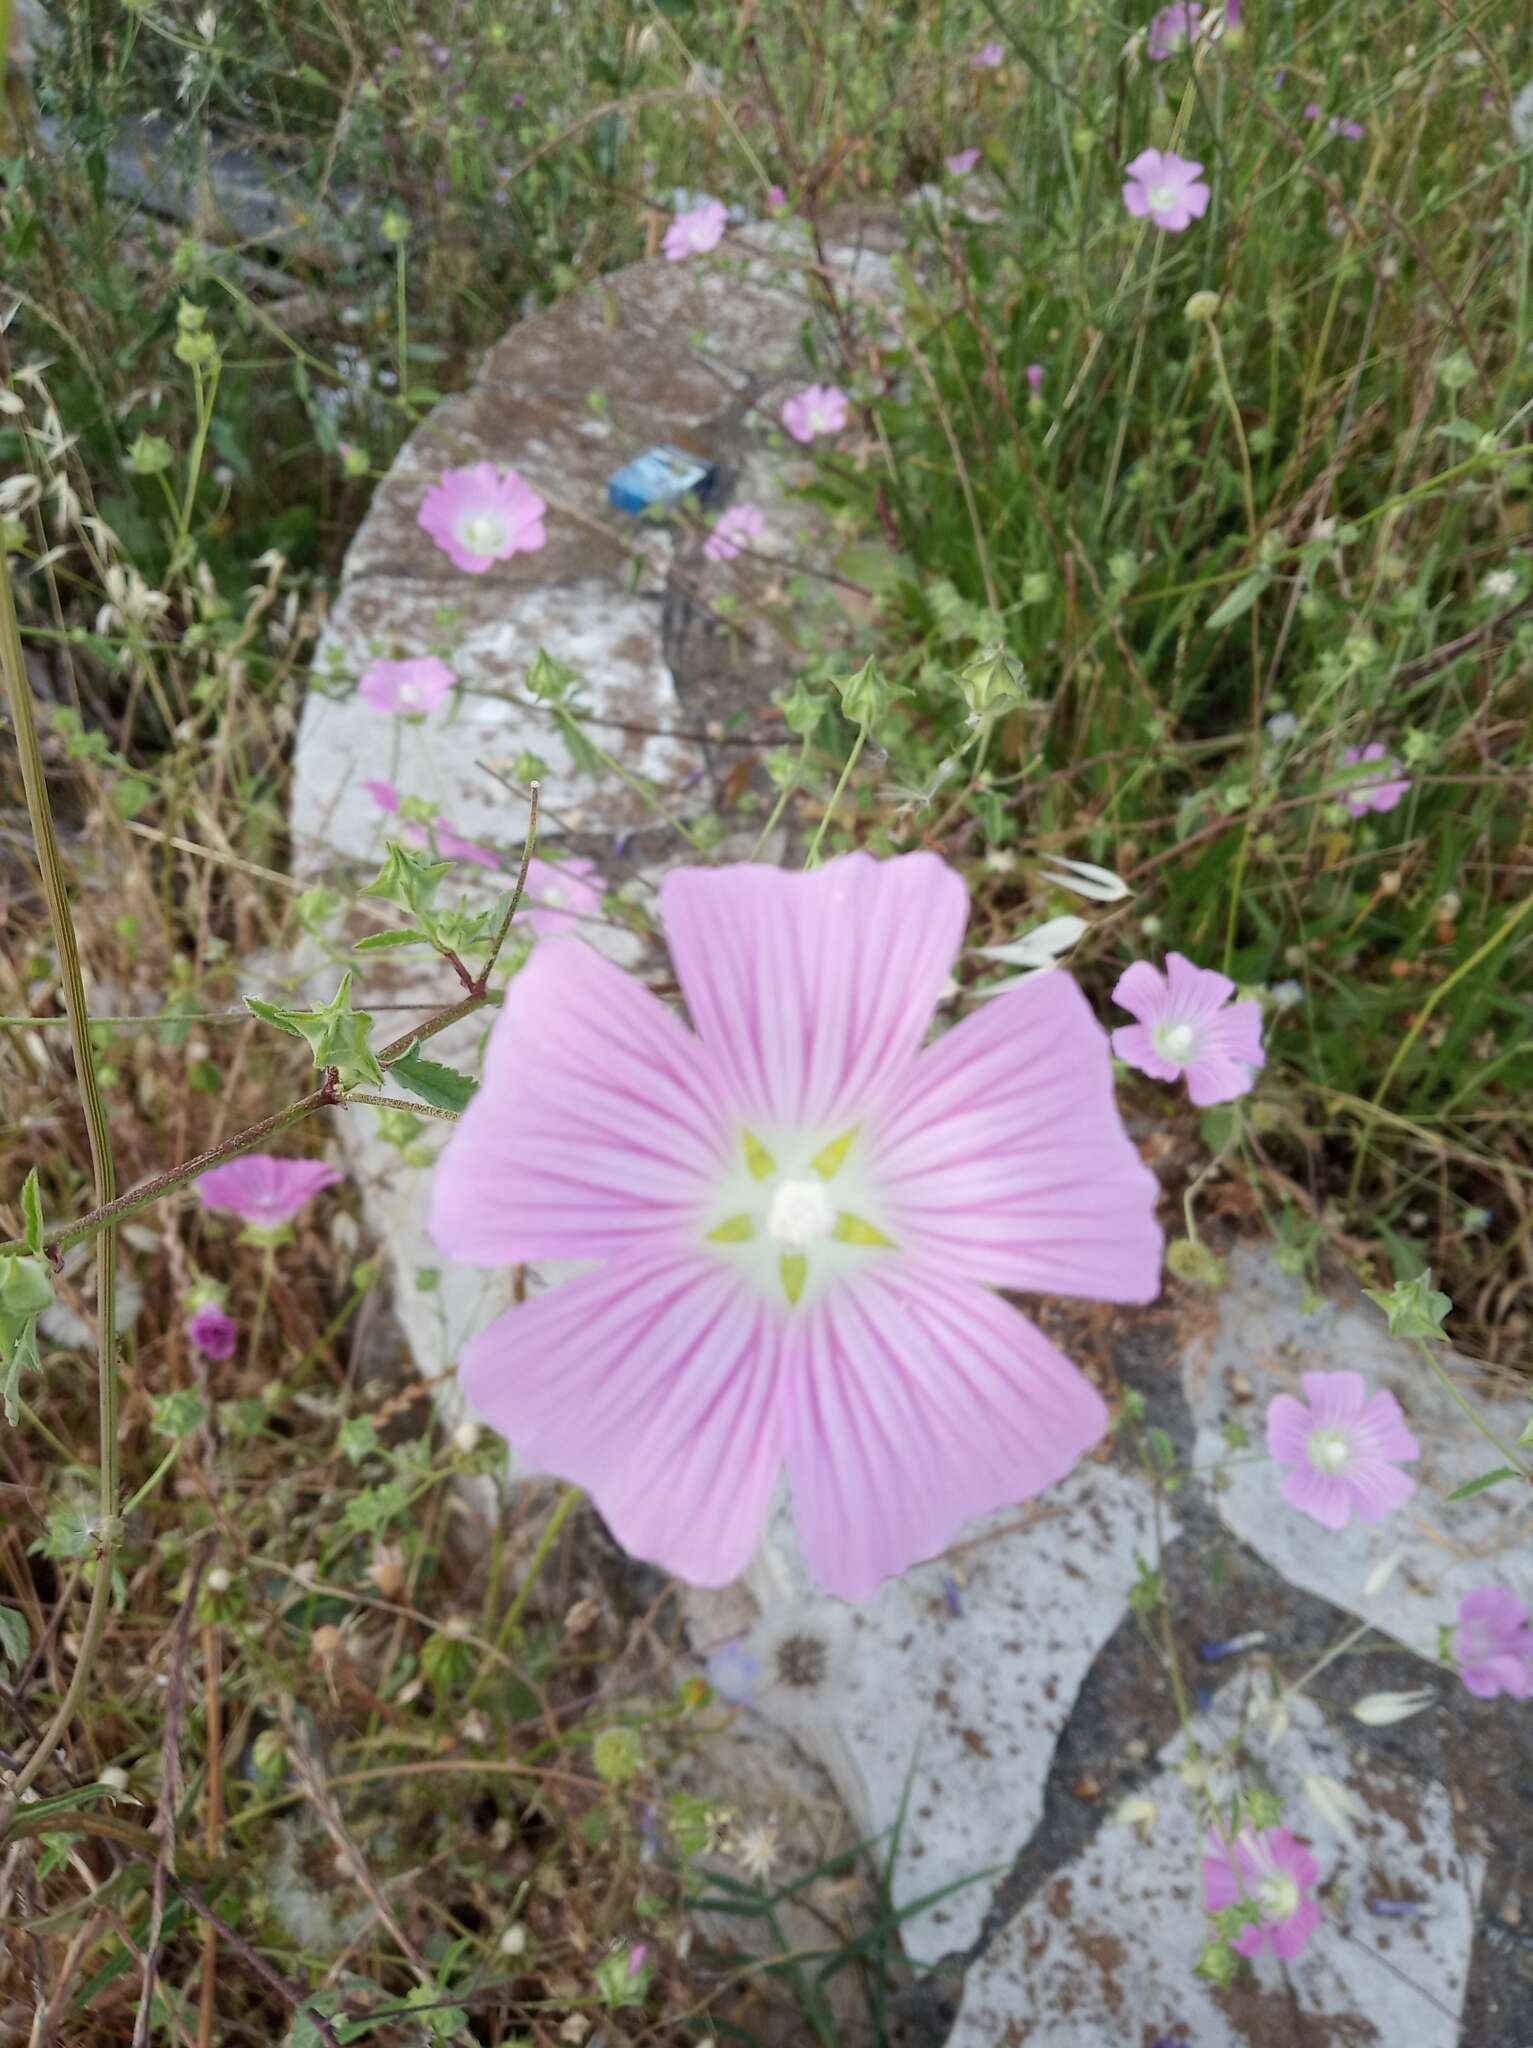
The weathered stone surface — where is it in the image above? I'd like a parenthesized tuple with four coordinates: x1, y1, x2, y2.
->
(1185, 1249, 1533, 1665)
(952, 1687, 1484, 2047)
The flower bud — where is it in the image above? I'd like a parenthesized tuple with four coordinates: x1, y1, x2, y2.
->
(956, 642, 1028, 723)
(1184, 289, 1221, 322)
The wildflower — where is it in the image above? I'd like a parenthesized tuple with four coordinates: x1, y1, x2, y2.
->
(1337, 742, 1409, 817)
(364, 779, 401, 813)
(1122, 149, 1210, 232)
(1480, 566, 1519, 602)
(766, 183, 787, 207)
(1147, 4, 1201, 62)
(357, 655, 456, 716)
(1265, 1371, 1419, 1530)
(433, 821, 500, 870)
(945, 147, 981, 176)
(781, 384, 850, 443)
(1266, 710, 1299, 743)
(1453, 1586, 1533, 1700)
(706, 1639, 761, 1704)
(1351, 1688, 1435, 1726)
(418, 461, 547, 574)
(186, 1302, 238, 1361)
(734, 1820, 780, 1881)
(703, 503, 765, 563)
(972, 40, 1005, 68)
(662, 198, 727, 261)
(430, 854, 1163, 1599)
(1203, 1827, 1322, 1960)
(1110, 953, 1265, 1106)
(196, 1153, 342, 1229)
(1268, 980, 1304, 1012)
(517, 856, 605, 938)
(1026, 363, 1045, 395)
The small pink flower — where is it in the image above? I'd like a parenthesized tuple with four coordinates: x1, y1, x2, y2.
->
(703, 503, 766, 563)
(766, 183, 787, 207)
(1147, 3, 1201, 60)
(1204, 1828, 1322, 1961)
(1026, 363, 1045, 396)
(1266, 1371, 1420, 1530)
(433, 821, 501, 870)
(1330, 117, 1365, 140)
(429, 854, 1164, 1599)
(1454, 1587, 1533, 1700)
(197, 1154, 342, 1229)
(418, 462, 547, 575)
(662, 199, 727, 262)
(357, 655, 456, 716)
(1121, 148, 1211, 232)
(1338, 742, 1409, 817)
(627, 1944, 649, 1976)
(781, 383, 850, 443)
(1110, 953, 1265, 1106)
(517, 855, 605, 938)
(364, 779, 401, 813)
(187, 1303, 238, 1361)
(945, 147, 981, 176)
(972, 39, 1005, 68)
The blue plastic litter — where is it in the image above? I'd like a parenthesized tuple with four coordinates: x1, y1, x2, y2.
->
(607, 446, 718, 515)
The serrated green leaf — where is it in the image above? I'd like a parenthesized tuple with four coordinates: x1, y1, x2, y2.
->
(1442, 1466, 1519, 1503)
(1206, 572, 1270, 632)
(389, 1043, 477, 1114)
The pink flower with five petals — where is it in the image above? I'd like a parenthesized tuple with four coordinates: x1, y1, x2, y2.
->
(430, 855, 1163, 1599)
(703, 503, 766, 563)
(357, 655, 455, 716)
(1266, 1370, 1420, 1530)
(1204, 1828, 1323, 1961)
(1121, 148, 1211, 231)
(1338, 742, 1409, 817)
(1454, 1586, 1533, 1700)
(197, 1154, 342, 1229)
(781, 384, 850, 443)
(662, 199, 727, 262)
(418, 462, 546, 574)
(1110, 953, 1265, 1106)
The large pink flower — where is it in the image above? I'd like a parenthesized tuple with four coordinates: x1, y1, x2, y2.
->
(1454, 1587, 1533, 1700)
(517, 855, 605, 938)
(662, 199, 727, 262)
(418, 462, 546, 574)
(1266, 1370, 1420, 1530)
(430, 855, 1163, 1599)
(1122, 148, 1210, 231)
(1147, 2, 1201, 59)
(197, 1153, 342, 1229)
(1204, 1827, 1322, 1961)
(781, 384, 850, 444)
(357, 655, 456, 716)
(1338, 742, 1409, 817)
(1111, 953, 1265, 1106)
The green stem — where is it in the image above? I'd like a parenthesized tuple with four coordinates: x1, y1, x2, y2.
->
(804, 721, 869, 868)
(247, 1245, 276, 1376)
(477, 781, 540, 989)
(487, 1486, 583, 1669)
(557, 709, 711, 852)
(174, 354, 221, 562)
(1413, 1338, 1532, 1486)
(750, 737, 812, 862)
(121, 1436, 187, 1518)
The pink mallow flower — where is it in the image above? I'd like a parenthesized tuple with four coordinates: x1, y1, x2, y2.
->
(1204, 1827, 1323, 1961)
(364, 779, 401, 812)
(433, 821, 500, 870)
(429, 854, 1164, 1601)
(1454, 1587, 1533, 1700)
(781, 384, 850, 444)
(703, 503, 766, 563)
(1122, 148, 1211, 232)
(357, 655, 455, 716)
(973, 40, 1005, 69)
(518, 855, 605, 938)
(1147, 3, 1201, 60)
(1110, 953, 1265, 1106)
(1265, 1370, 1420, 1530)
(197, 1154, 342, 1229)
(1338, 742, 1409, 817)
(766, 183, 788, 208)
(1026, 363, 1045, 395)
(662, 199, 727, 262)
(418, 462, 546, 575)
(945, 147, 981, 176)
(186, 1303, 238, 1361)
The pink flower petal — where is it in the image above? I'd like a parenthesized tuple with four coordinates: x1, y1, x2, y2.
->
(783, 1259, 1109, 1600)
(1279, 1463, 1354, 1529)
(1111, 960, 1171, 1024)
(459, 1251, 785, 1586)
(196, 1153, 342, 1228)
(867, 972, 1163, 1301)
(1185, 1053, 1259, 1107)
(1301, 1368, 1367, 1426)
(1270, 1898, 1321, 1960)
(659, 852, 968, 1132)
(429, 939, 730, 1266)
(1265, 1391, 1313, 1465)
(1165, 951, 1236, 1018)
(1343, 1459, 1416, 1523)
(1109, 1021, 1183, 1083)
(1356, 1387, 1421, 1465)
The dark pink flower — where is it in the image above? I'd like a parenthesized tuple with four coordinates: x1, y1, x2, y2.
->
(429, 854, 1163, 1599)
(1266, 1370, 1420, 1529)
(364, 779, 401, 813)
(418, 462, 546, 574)
(1026, 363, 1045, 395)
(781, 384, 850, 443)
(197, 1154, 342, 1229)
(662, 199, 727, 262)
(1455, 1587, 1533, 1700)
(703, 503, 765, 563)
(1204, 1827, 1322, 1960)
(1147, 3, 1201, 61)
(766, 183, 787, 207)
(357, 655, 456, 716)
(1110, 953, 1265, 1106)
(1338, 742, 1409, 817)
(187, 1303, 238, 1361)
(1121, 148, 1211, 231)
(517, 855, 605, 938)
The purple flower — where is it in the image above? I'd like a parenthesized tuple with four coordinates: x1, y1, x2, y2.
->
(1304, 102, 1321, 121)
(1110, 953, 1265, 1106)
(357, 655, 456, 716)
(706, 1639, 761, 1704)
(945, 147, 981, 176)
(1147, 3, 1201, 61)
(517, 856, 604, 938)
(1454, 1587, 1533, 1700)
(766, 183, 787, 207)
(187, 1303, 238, 1361)
(428, 854, 1163, 1599)
(972, 40, 1005, 69)
(1338, 742, 1409, 817)
(197, 1154, 342, 1230)
(1204, 1827, 1322, 1961)
(433, 821, 501, 870)
(1331, 117, 1365, 140)
(1122, 148, 1211, 232)
(1026, 363, 1045, 396)
(364, 778, 401, 813)
(662, 199, 727, 262)
(781, 384, 850, 443)
(418, 462, 547, 574)
(703, 503, 765, 563)
(1266, 1371, 1420, 1530)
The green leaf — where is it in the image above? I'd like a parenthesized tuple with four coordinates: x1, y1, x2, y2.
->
(247, 974, 384, 1092)
(362, 840, 452, 922)
(20, 1169, 45, 1255)
(0, 1602, 29, 1672)
(1, 1314, 44, 1427)
(1363, 1270, 1452, 1341)
(389, 1042, 477, 1114)
(338, 1416, 379, 1465)
(1442, 1466, 1519, 1503)
(1206, 572, 1270, 632)
(353, 928, 432, 952)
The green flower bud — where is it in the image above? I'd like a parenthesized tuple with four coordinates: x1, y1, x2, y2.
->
(0, 1253, 53, 1319)
(956, 641, 1028, 722)
(128, 432, 174, 476)
(835, 654, 898, 726)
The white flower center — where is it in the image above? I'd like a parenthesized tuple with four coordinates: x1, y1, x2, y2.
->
(1308, 1426, 1352, 1474)
(1149, 181, 1176, 212)
(1153, 1019, 1198, 1062)
(399, 682, 422, 708)
(459, 511, 507, 556)
(1257, 1872, 1301, 1923)
(543, 884, 566, 907)
(767, 1177, 836, 1249)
